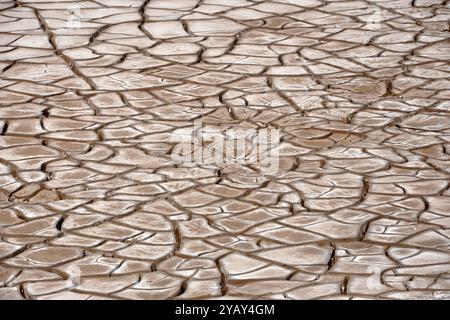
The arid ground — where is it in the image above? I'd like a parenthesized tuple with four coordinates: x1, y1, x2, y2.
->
(0, 0, 449, 300)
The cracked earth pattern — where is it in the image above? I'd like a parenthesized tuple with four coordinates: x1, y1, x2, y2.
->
(0, 0, 449, 300)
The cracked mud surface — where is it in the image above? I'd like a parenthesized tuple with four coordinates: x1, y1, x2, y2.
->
(0, 0, 449, 300)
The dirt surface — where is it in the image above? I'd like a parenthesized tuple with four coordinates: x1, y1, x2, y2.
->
(0, 0, 449, 300)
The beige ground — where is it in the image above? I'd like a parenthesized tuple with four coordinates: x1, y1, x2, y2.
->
(0, 0, 449, 300)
